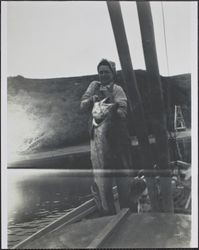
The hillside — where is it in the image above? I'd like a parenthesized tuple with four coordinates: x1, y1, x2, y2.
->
(7, 70, 191, 153)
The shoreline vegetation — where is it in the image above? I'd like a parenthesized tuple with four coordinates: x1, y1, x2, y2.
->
(8, 70, 191, 155)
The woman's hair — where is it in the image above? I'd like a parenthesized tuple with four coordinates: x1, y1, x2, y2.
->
(97, 58, 116, 77)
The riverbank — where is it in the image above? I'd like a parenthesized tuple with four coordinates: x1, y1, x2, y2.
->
(8, 130, 191, 169)
(8, 71, 191, 155)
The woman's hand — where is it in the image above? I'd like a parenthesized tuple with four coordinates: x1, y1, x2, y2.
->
(80, 95, 99, 111)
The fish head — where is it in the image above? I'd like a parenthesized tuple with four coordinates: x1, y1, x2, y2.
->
(92, 98, 115, 122)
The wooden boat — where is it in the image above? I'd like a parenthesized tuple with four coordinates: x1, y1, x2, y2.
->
(9, 1, 193, 249)
(12, 211, 191, 249)
(12, 185, 191, 249)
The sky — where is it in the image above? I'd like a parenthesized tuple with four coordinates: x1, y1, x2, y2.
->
(4, 1, 197, 78)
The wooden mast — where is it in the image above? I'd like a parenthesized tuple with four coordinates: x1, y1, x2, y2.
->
(106, 1, 152, 171)
(136, 1, 174, 212)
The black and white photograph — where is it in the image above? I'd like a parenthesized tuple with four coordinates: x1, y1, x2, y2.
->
(1, 1, 198, 249)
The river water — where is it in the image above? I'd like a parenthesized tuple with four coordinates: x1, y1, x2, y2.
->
(7, 169, 94, 248)
(7, 133, 191, 249)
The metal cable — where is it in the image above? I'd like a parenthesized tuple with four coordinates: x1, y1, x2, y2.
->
(160, 2, 182, 162)
(161, 2, 170, 76)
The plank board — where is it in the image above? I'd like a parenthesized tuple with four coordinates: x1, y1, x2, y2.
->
(87, 208, 130, 248)
(12, 186, 118, 249)
(12, 198, 97, 249)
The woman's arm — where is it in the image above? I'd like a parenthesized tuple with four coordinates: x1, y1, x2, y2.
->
(114, 85, 128, 119)
(80, 81, 99, 111)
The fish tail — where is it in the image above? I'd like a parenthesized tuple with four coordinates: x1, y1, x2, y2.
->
(93, 177, 116, 215)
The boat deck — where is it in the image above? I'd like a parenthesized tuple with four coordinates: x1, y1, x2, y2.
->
(103, 212, 191, 248)
(17, 210, 191, 249)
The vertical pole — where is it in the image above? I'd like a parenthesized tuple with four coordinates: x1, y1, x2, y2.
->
(136, 1, 174, 212)
(106, 1, 152, 171)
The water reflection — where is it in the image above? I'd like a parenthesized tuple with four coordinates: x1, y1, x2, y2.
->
(8, 169, 93, 248)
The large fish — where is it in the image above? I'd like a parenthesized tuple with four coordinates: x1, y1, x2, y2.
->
(90, 98, 147, 214)
(90, 97, 117, 215)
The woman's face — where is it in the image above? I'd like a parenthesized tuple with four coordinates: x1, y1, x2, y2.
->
(98, 65, 114, 85)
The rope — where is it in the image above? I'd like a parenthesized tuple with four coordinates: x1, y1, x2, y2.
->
(161, 2, 172, 134)
(161, 2, 170, 76)
(160, 2, 182, 162)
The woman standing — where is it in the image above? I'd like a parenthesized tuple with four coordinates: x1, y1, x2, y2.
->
(80, 59, 132, 215)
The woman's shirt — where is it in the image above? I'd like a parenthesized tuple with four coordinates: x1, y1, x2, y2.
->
(80, 80, 128, 117)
